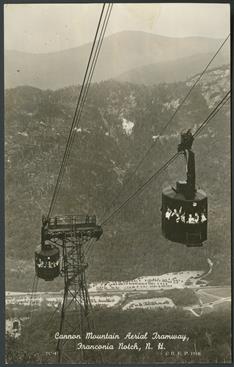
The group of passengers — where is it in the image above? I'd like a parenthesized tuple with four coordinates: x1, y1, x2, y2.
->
(36, 258, 60, 269)
(165, 207, 207, 224)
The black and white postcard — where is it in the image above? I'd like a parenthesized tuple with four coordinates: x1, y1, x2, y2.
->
(4, 2, 231, 364)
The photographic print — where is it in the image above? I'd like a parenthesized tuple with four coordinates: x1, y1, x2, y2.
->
(4, 2, 231, 364)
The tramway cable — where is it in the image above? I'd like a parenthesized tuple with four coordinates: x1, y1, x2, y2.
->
(32, 4, 230, 360)
(30, 2, 108, 337)
(85, 89, 230, 256)
(34, 5, 113, 363)
(99, 90, 231, 227)
(50, 4, 113, 215)
(99, 33, 230, 222)
(193, 92, 230, 137)
(51, 4, 113, 263)
(85, 153, 180, 255)
(47, 3, 108, 218)
(48, 28, 229, 256)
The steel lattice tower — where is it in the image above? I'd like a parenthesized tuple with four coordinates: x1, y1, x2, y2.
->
(35, 215, 103, 363)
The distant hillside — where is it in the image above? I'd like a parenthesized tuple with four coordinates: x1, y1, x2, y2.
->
(5, 65, 230, 291)
(5, 31, 229, 89)
(116, 52, 229, 85)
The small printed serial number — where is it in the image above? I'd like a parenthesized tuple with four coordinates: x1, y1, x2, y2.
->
(161, 351, 201, 357)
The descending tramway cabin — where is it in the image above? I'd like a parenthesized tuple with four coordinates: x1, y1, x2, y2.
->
(35, 215, 103, 281)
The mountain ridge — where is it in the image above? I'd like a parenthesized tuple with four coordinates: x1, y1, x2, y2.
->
(115, 52, 229, 85)
(5, 30, 225, 55)
(5, 31, 229, 89)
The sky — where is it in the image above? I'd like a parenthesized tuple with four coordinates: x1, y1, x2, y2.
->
(4, 3, 230, 54)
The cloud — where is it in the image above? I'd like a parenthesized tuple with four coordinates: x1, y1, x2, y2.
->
(4, 3, 230, 54)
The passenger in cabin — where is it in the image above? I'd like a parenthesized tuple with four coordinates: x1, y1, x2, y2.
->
(165, 208, 172, 219)
(180, 213, 186, 223)
(171, 209, 180, 223)
(201, 213, 207, 222)
(48, 260, 58, 268)
(194, 213, 199, 223)
(187, 214, 196, 224)
(37, 258, 45, 268)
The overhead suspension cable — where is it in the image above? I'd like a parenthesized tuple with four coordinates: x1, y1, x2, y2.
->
(50, 4, 113, 214)
(99, 33, 230, 221)
(84, 88, 230, 258)
(193, 91, 230, 138)
(47, 3, 112, 218)
(99, 90, 230, 227)
(47, 3, 107, 217)
(85, 228, 160, 256)
(86, 41, 230, 257)
(47, 3, 106, 217)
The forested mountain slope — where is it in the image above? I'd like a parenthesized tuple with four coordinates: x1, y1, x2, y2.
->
(5, 65, 230, 290)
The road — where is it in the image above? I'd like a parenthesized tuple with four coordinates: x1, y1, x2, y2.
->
(183, 286, 231, 317)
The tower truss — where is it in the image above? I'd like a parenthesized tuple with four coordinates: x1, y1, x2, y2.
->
(40, 215, 103, 363)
